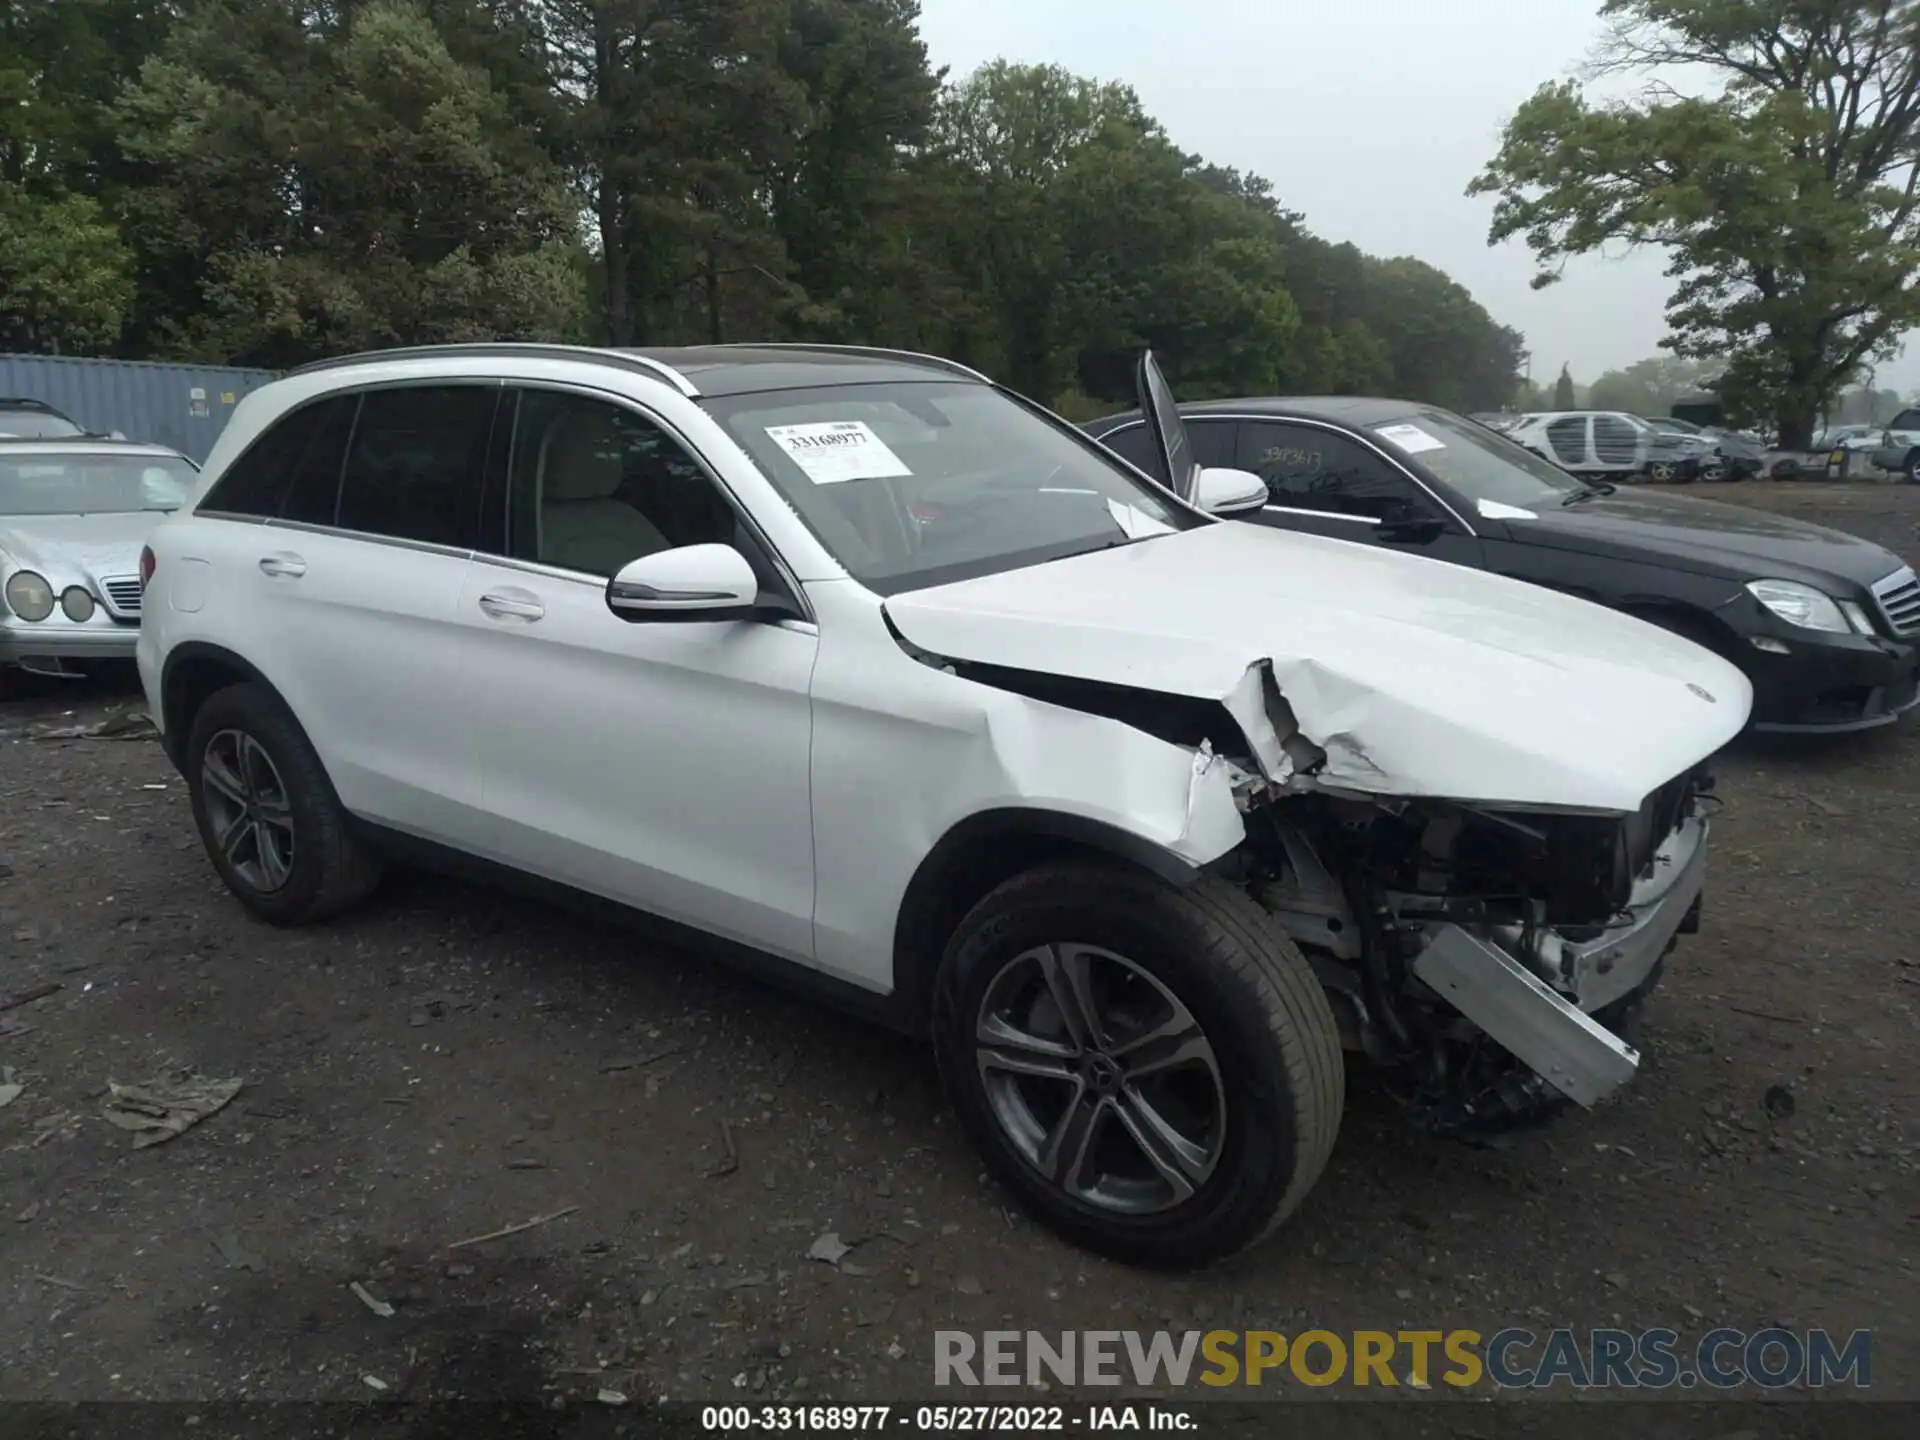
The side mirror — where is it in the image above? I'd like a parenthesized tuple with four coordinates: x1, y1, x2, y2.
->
(606, 543, 759, 622)
(1193, 466, 1269, 516)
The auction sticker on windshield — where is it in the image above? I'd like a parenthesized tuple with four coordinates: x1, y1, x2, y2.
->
(765, 421, 912, 485)
(1374, 422, 1445, 455)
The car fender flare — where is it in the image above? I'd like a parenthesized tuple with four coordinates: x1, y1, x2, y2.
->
(157, 642, 293, 768)
(888, 807, 1206, 1030)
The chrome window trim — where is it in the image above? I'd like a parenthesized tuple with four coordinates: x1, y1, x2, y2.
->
(1094, 414, 1479, 537)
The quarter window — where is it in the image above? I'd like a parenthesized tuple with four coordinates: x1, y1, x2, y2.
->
(336, 385, 496, 548)
(1234, 421, 1426, 520)
(199, 395, 357, 520)
(1096, 419, 1238, 475)
(504, 390, 740, 578)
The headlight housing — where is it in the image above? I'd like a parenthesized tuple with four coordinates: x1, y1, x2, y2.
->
(60, 586, 96, 623)
(4, 570, 56, 622)
(1746, 578, 1862, 634)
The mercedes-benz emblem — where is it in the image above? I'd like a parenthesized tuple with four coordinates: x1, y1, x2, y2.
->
(1687, 682, 1716, 703)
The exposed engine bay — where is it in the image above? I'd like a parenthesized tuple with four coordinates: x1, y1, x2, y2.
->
(1222, 768, 1714, 1138)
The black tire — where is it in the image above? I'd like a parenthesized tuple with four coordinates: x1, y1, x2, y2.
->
(931, 862, 1344, 1267)
(1904, 452, 1920, 485)
(184, 681, 382, 925)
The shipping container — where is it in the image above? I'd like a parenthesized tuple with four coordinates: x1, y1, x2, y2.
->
(0, 353, 278, 464)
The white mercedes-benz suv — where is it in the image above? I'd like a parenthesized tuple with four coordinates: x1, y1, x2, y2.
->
(137, 343, 1750, 1265)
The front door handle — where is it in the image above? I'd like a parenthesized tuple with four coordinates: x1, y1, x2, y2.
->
(478, 590, 544, 623)
(258, 552, 306, 578)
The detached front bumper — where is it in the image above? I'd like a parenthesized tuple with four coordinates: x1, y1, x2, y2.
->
(0, 619, 140, 670)
(1411, 814, 1709, 1107)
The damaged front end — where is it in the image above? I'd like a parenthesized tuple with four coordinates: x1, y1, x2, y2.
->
(1226, 770, 1712, 1138)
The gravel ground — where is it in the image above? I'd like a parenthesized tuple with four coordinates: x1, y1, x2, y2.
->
(1, 481, 1915, 1411)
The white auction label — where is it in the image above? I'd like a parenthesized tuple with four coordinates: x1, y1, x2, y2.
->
(764, 420, 913, 485)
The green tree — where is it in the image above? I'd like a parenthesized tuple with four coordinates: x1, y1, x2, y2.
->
(1586, 354, 1725, 414)
(1553, 363, 1578, 410)
(1472, 0, 1920, 448)
(0, 190, 134, 353)
(117, 0, 583, 365)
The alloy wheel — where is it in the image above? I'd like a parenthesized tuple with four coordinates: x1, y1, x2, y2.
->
(974, 943, 1227, 1215)
(200, 728, 296, 892)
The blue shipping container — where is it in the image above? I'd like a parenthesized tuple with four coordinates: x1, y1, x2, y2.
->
(0, 353, 279, 464)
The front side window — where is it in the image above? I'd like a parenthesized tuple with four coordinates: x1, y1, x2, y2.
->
(1592, 414, 1641, 464)
(0, 453, 196, 516)
(1235, 421, 1426, 520)
(704, 381, 1193, 595)
(0, 410, 83, 438)
(1891, 409, 1920, 432)
(504, 389, 739, 577)
(336, 386, 496, 547)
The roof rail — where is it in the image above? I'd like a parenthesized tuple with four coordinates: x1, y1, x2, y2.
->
(285, 343, 700, 398)
(703, 342, 992, 386)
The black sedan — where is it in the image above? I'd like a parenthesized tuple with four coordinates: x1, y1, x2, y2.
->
(1086, 397, 1920, 734)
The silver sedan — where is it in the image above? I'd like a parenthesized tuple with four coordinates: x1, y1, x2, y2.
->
(1, 439, 197, 677)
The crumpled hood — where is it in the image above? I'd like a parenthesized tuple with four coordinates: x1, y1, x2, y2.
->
(884, 522, 1752, 813)
(0, 511, 163, 587)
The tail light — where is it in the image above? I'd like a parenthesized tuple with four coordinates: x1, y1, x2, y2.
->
(139, 545, 156, 590)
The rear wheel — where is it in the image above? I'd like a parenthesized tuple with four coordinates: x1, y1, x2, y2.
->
(1647, 461, 1678, 483)
(185, 682, 382, 925)
(932, 862, 1344, 1266)
(1904, 452, 1920, 485)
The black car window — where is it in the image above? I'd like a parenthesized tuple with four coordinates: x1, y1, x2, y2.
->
(1096, 419, 1236, 474)
(503, 389, 740, 578)
(199, 395, 358, 520)
(1235, 421, 1427, 520)
(336, 386, 496, 548)
(1592, 415, 1640, 465)
(1544, 417, 1587, 465)
(1891, 409, 1920, 432)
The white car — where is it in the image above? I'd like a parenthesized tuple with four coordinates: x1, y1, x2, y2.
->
(2, 437, 197, 676)
(136, 344, 1750, 1264)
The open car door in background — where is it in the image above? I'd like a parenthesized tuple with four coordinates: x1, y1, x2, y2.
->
(1134, 351, 1200, 505)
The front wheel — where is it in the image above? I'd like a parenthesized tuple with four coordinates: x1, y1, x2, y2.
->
(1904, 452, 1920, 485)
(932, 863, 1344, 1266)
(1647, 461, 1678, 483)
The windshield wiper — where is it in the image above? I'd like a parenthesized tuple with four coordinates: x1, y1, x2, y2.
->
(1561, 482, 1616, 506)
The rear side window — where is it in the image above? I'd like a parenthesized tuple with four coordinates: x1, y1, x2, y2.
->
(200, 396, 358, 519)
(336, 386, 497, 548)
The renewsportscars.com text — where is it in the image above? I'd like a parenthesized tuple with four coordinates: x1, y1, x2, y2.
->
(933, 1327, 1872, 1390)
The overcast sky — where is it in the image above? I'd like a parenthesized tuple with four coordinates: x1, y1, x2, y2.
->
(917, 0, 1920, 397)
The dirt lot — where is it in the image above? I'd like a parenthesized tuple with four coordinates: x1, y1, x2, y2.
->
(1, 481, 1916, 1412)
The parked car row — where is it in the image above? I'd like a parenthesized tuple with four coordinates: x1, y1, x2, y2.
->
(1086, 396, 1919, 735)
(10, 340, 1916, 1270)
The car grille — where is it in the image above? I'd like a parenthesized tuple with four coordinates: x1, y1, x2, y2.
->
(100, 576, 144, 619)
(1872, 566, 1920, 638)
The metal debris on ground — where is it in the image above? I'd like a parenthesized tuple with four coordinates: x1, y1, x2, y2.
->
(34, 1272, 86, 1291)
(446, 1204, 580, 1251)
(805, 1232, 852, 1268)
(32, 709, 158, 741)
(362, 1375, 388, 1392)
(0, 1068, 21, 1108)
(100, 1073, 243, 1148)
(350, 1280, 396, 1317)
(596, 1389, 628, 1406)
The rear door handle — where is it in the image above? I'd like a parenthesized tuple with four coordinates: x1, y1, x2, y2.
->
(478, 589, 544, 623)
(258, 552, 306, 579)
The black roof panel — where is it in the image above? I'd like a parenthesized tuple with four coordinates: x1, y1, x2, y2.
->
(1086, 395, 1432, 431)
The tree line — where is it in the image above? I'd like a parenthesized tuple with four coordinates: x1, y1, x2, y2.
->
(1, 0, 1527, 415)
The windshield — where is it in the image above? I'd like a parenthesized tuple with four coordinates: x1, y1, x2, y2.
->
(1370, 408, 1588, 510)
(0, 411, 84, 438)
(0, 454, 195, 516)
(705, 380, 1192, 594)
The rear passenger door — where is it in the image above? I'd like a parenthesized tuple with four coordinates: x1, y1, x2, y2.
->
(453, 385, 819, 962)
(204, 383, 500, 840)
